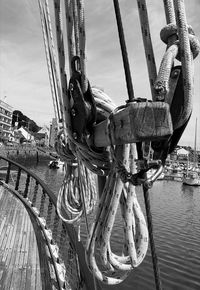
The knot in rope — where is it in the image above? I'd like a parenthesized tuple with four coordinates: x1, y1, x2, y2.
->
(55, 130, 77, 165)
(160, 24, 200, 60)
(67, 87, 116, 176)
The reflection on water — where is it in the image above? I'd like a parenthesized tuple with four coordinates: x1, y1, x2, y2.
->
(25, 161, 200, 290)
(27, 160, 65, 194)
(182, 184, 195, 196)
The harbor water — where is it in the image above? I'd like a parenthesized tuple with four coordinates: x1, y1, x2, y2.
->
(25, 160, 200, 290)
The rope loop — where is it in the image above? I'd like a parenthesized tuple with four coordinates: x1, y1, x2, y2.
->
(55, 130, 77, 165)
(160, 24, 200, 60)
(57, 161, 97, 224)
(85, 143, 149, 285)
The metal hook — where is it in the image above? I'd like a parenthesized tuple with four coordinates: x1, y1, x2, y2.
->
(71, 56, 81, 74)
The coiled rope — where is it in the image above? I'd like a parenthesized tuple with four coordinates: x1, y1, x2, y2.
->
(57, 161, 97, 224)
(86, 144, 148, 284)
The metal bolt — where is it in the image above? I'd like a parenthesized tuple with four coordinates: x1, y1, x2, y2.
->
(69, 83, 74, 91)
(73, 132, 78, 140)
(156, 95, 165, 101)
(172, 70, 179, 78)
(71, 108, 76, 117)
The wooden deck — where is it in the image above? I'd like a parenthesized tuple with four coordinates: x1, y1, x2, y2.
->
(0, 186, 56, 290)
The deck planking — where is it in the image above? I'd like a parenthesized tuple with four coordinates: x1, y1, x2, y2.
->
(0, 186, 55, 290)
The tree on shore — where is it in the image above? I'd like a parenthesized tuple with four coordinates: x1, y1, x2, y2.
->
(12, 110, 41, 133)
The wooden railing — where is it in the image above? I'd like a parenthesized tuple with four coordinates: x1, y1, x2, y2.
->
(0, 155, 99, 290)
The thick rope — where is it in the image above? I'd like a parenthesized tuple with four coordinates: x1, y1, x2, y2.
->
(163, 0, 176, 25)
(53, 0, 71, 140)
(64, 0, 75, 75)
(77, 0, 87, 92)
(173, 0, 194, 128)
(154, 0, 177, 100)
(155, 1, 200, 130)
(137, 0, 157, 100)
(65, 0, 87, 92)
(86, 144, 148, 285)
(72, 0, 80, 56)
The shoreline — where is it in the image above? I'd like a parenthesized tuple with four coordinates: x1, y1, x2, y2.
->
(0, 144, 57, 166)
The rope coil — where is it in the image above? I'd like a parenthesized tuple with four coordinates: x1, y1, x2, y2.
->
(57, 161, 97, 224)
(86, 144, 149, 285)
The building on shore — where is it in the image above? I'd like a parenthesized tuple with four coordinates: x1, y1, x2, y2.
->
(34, 126, 49, 147)
(0, 99, 13, 142)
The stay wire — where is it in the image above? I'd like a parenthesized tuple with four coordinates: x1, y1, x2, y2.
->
(113, 0, 135, 102)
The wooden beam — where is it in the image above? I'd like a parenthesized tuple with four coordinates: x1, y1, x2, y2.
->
(94, 101, 173, 147)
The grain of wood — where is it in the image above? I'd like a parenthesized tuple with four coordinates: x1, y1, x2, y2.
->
(0, 187, 46, 290)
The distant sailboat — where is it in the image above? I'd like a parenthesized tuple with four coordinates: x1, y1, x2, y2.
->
(183, 118, 200, 186)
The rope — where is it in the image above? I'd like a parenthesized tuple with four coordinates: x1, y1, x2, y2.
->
(86, 144, 149, 285)
(39, 0, 200, 288)
(77, 0, 87, 92)
(64, 0, 87, 92)
(173, 0, 194, 128)
(137, 0, 157, 100)
(154, 1, 199, 129)
(57, 162, 97, 224)
(163, 0, 176, 25)
(64, 0, 75, 75)
(154, 0, 178, 101)
(38, 0, 63, 124)
(53, 0, 72, 140)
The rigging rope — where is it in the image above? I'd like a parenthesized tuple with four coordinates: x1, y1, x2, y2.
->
(38, 0, 63, 124)
(53, 0, 72, 140)
(137, 0, 157, 100)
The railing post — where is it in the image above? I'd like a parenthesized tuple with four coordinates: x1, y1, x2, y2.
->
(24, 173, 30, 198)
(5, 162, 11, 184)
(15, 168, 21, 191)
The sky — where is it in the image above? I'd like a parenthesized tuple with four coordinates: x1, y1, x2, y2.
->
(0, 0, 200, 147)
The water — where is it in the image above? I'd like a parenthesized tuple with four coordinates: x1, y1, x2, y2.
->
(26, 160, 200, 290)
